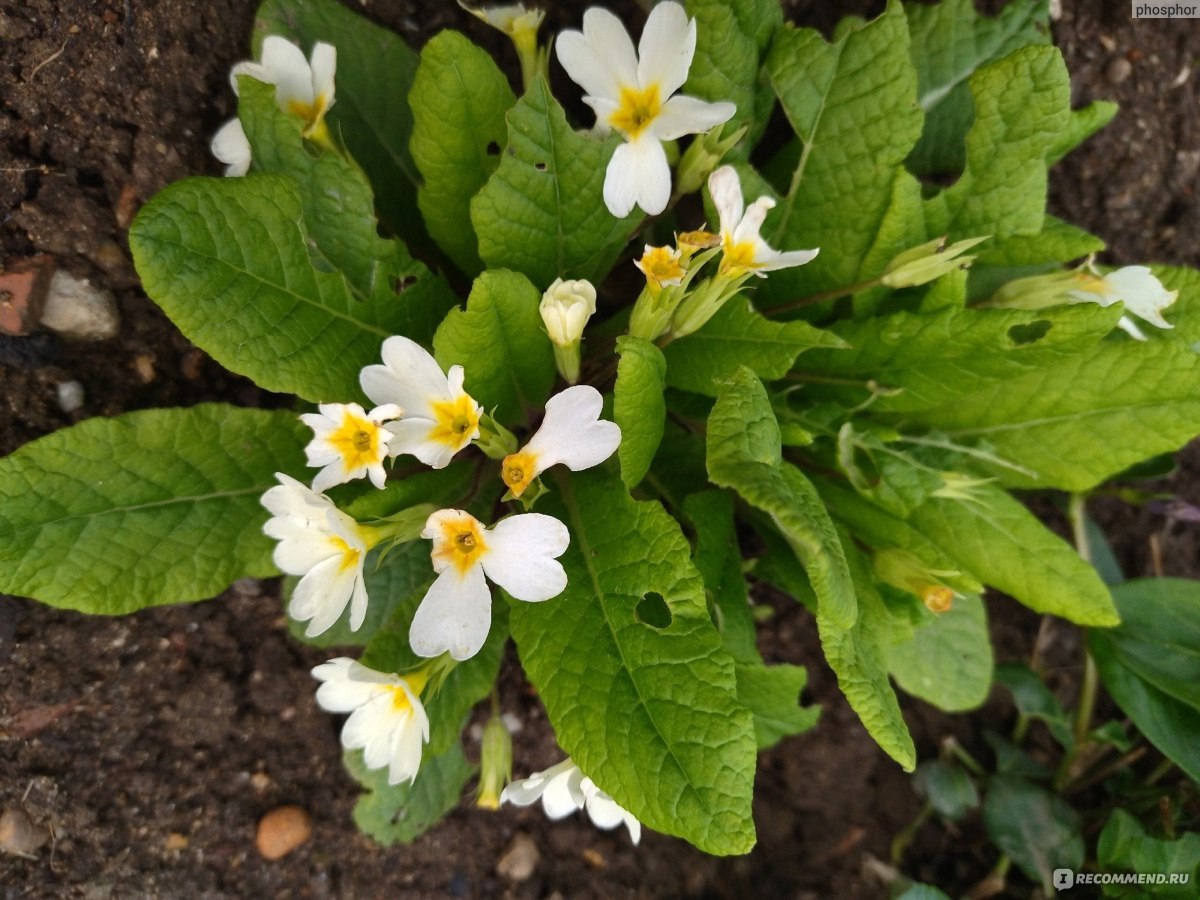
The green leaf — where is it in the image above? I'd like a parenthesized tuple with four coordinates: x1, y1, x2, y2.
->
(236, 78, 455, 346)
(797, 298, 1121, 413)
(471, 77, 639, 286)
(924, 45, 1070, 241)
(994, 662, 1073, 749)
(707, 367, 856, 630)
(1097, 809, 1200, 896)
(896, 886, 954, 900)
(758, 1, 924, 306)
(509, 469, 756, 855)
(432, 269, 555, 424)
(0, 405, 306, 613)
(130, 174, 419, 402)
(888, 595, 993, 712)
(663, 298, 845, 397)
(1100, 579, 1200, 710)
(820, 540, 917, 770)
(973, 214, 1105, 270)
(345, 742, 473, 845)
(1048, 100, 1118, 166)
(410, 31, 514, 274)
(913, 759, 979, 821)
(919, 339, 1200, 491)
(982, 775, 1084, 892)
(254, 0, 424, 242)
(906, 483, 1118, 627)
(1153, 264, 1200, 344)
(362, 599, 508, 756)
(683, 0, 782, 151)
(615, 336, 667, 490)
(904, 0, 1050, 176)
(736, 662, 820, 750)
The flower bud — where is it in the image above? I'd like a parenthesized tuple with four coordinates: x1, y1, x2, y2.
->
(540, 278, 596, 383)
(873, 548, 978, 609)
(674, 123, 748, 197)
(476, 714, 513, 810)
(880, 235, 990, 289)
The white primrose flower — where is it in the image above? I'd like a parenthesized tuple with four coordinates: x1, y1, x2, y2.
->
(708, 165, 819, 277)
(262, 473, 375, 637)
(501, 758, 642, 844)
(212, 36, 337, 176)
(1067, 266, 1178, 340)
(540, 278, 597, 347)
(211, 117, 252, 177)
(410, 509, 569, 661)
(300, 402, 403, 493)
(501, 385, 621, 498)
(359, 336, 484, 470)
(556, 2, 736, 217)
(312, 658, 430, 785)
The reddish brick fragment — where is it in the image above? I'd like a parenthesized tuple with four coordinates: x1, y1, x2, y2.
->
(0, 255, 55, 336)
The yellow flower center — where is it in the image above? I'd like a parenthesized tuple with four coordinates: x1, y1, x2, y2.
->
(327, 409, 383, 471)
(921, 585, 955, 614)
(428, 393, 481, 451)
(609, 83, 662, 139)
(388, 669, 429, 712)
(432, 514, 489, 575)
(1073, 272, 1112, 296)
(330, 535, 363, 574)
(720, 236, 759, 276)
(637, 246, 685, 288)
(501, 450, 539, 498)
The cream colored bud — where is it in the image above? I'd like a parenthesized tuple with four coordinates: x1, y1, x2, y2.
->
(540, 278, 597, 347)
(881, 235, 990, 289)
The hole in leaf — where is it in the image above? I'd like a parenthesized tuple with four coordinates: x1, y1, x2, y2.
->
(486, 141, 500, 156)
(635, 592, 671, 629)
(1008, 320, 1052, 346)
(534, 161, 548, 171)
(392, 275, 417, 294)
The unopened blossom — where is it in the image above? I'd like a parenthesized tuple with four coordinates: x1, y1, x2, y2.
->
(540, 278, 597, 347)
(1067, 266, 1177, 340)
(312, 658, 430, 785)
(458, 2, 544, 38)
(556, 2, 735, 217)
(410, 509, 569, 661)
(709, 165, 818, 277)
(212, 36, 337, 175)
(262, 473, 377, 637)
(300, 402, 403, 493)
(501, 385, 621, 498)
(501, 758, 642, 844)
(360, 336, 483, 469)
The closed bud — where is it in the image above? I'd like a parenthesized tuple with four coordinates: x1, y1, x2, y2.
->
(477, 714, 513, 810)
(881, 235, 990, 289)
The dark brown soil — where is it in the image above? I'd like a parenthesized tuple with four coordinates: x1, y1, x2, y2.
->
(2, 2, 1198, 898)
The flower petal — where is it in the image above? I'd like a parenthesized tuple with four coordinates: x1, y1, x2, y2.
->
(1102, 266, 1177, 329)
(757, 246, 820, 272)
(500, 758, 580, 807)
(385, 417, 457, 469)
(651, 95, 736, 142)
(481, 514, 569, 602)
(359, 336, 449, 416)
(309, 41, 337, 109)
(211, 118, 252, 176)
(707, 166, 744, 237)
(636, 1, 695, 98)
(604, 137, 670, 217)
(541, 765, 587, 819)
(526, 385, 621, 472)
(312, 658, 392, 712)
(260, 35, 315, 109)
(409, 565, 494, 660)
(290, 555, 359, 637)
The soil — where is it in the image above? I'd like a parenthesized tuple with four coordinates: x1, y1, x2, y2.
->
(2, 1, 1199, 898)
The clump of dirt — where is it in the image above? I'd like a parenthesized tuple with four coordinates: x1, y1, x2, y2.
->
(2, 1, 1198, 897)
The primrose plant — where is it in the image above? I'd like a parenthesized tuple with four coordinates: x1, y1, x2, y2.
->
(4, 0, 1200, 857)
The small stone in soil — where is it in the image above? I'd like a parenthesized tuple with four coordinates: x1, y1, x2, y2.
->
(57, 379, 85, 413)
(40, 270, 120, 341)
(164, 832, 189, 850)
(581, 847, 606, 869)
(255, 805, 312, 860)
(0, 254, 55, 336)
(495, 831, 539, 882)
(1105, 56, 1132, 84)
(0, 807, 50, 857)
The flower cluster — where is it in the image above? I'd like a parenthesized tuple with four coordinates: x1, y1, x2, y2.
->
(260, 334, 619, 788)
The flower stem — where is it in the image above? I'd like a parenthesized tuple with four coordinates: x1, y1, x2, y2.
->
(766, 277, 882, 314)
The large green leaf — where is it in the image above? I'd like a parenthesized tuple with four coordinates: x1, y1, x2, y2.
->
(924, 45, 1069, 241)
(904, 0, 1050, 176)
(707, 368, 855, 630)
(887, 595, 993, 712)
(1097, 809, 1200, 896)
(758, 1, 924, 306)
(662, 298, 845, 397)
(909, 484, 1117, 626)
(917, 339, 1200, 491)
(683, 0, 782, 152)
(345, 743, 473, 846)
(614, 336, 667, 490)
(983, 775, 1084, 892)
(131, 174, 422, 402)
(0, 405, 306, 613)
(432, 269, 555, 425)
(254, 0, 423, 242)
(471, 77, 638, 287)
(236, 77, 455, 346)
(509, 469, 757, 855)
(409, 31, 514, 275)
